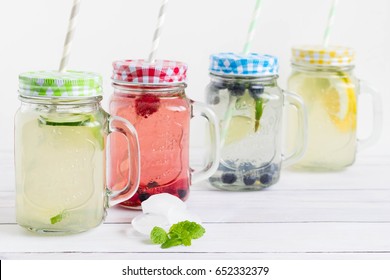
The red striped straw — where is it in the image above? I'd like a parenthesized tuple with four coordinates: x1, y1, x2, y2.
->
(148, 0, 169, 64)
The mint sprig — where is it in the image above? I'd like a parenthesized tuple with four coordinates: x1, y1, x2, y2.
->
(150, 221, 206, 249)
(254, 98, 263, 132)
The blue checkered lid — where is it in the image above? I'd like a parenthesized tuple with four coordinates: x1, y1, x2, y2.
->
(209, 52, 278, 77)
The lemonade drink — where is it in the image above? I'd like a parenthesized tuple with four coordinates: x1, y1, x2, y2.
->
(15, 71, 140, 234)
(287, 46, 358, 170)
(15, 110, 106, 233)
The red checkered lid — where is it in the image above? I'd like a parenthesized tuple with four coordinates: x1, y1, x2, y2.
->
(112, 59, 187, 84)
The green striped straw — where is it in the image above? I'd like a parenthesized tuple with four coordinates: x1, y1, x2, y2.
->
(322, 0, 339, 47)
(243, 0, 263, 55)
(220, 0, 265, 147)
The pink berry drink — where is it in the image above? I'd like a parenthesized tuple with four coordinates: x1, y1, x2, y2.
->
(109, 60, 220, 209)
(110, 90, 191, 208)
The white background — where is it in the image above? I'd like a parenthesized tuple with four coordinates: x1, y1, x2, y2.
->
(0, 0, 389, 191)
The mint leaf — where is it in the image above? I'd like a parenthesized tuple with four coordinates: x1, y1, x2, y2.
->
(150, 227, 168, 244)
(169, 221, 205, 240)
(254, 99, 263, 132)
(187, 223, 206, 239)
(150, 220, 205, 249)
(161, 238, 183, 249)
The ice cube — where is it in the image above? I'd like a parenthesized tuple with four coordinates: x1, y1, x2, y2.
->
(141, 193, 186, 216)
(131, 213, 170, 235)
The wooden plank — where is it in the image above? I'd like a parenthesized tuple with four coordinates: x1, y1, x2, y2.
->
(0, 223, 389, 254)
(2, 152, 390, 191)
(2, 189, 390, 224)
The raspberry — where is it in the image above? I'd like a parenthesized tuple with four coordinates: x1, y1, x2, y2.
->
(135, 94, 160, 118)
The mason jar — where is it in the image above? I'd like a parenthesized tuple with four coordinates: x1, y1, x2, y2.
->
(287, 46, 382, 170)
(15, 71, 140, 234)
(110, 59, 220, 209)
(206, 53, 307, 191)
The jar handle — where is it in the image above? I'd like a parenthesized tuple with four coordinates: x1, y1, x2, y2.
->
(357, 81, 383, 151)
(107, 116, 140, 207)
(190, 101, 220, 184)
(282, 91, 308, 167)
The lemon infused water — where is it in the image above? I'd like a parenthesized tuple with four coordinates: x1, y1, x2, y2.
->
(15, 71, 140, 234)
(206, 53, 307, 191)
(287, 46, 381, 170)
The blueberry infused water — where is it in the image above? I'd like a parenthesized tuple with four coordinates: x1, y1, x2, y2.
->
(206, 53, 307, 191)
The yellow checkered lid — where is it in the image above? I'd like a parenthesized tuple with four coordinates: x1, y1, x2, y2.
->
(291, 45, 355, 67)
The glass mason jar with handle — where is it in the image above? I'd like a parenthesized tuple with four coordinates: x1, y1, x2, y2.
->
(110, 59, 220, 209)
(287, 46, 382, 170)
(15, 71, 140, 234)
(206, 53, 307, 191)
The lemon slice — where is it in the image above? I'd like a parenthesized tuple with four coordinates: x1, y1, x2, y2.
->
(224, 116, 254, 145)
(321, 75, 357, 132)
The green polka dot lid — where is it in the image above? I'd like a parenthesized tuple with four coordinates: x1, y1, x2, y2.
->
(19, 71, 102, 98)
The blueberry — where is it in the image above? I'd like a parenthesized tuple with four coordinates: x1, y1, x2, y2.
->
(243, 175, 256, 186)
(259, 174, 273, 185)
(147, 181, 159, 188)
(238, 162, 254, 173)
(138, 193, 150, 202)
(249, 85, 264, 99)
(221, 173, 237, 184)
(228, 83, 246, 97)
(177, 189, 187, 199)
(211, 80, 227, 90)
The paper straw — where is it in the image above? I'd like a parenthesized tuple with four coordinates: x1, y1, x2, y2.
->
(242, 0, 263, 55)
(59, 0, 82, 72)
(322, 0, 339, 47)
(148, 0, 169, 63)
